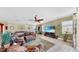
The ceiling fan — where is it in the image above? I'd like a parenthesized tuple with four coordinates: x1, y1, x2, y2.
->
(34, 15, 44, 23)
(27, 15, 44, 23)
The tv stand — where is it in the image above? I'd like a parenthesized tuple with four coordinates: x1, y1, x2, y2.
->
(44, 32, 58, 39)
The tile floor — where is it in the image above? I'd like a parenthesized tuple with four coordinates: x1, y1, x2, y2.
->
(38, 35, 79, 52)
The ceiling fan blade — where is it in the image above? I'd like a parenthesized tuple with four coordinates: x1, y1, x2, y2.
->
(39, 19, 43, 21)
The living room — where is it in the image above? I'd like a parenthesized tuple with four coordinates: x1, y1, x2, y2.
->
(0, 7, 78, 52)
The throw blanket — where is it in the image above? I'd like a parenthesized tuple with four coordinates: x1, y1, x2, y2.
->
(2, 31, 12, 45)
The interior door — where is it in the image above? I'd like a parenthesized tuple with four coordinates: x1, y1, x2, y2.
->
(0, 23, 4, 34)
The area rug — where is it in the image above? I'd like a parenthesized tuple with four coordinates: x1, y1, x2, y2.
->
(27, 37, 54, 52)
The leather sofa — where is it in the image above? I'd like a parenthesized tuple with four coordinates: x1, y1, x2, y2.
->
(14, 31, 36, 43)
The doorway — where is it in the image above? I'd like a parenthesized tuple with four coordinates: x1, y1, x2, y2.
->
(0, 23, 4, 34)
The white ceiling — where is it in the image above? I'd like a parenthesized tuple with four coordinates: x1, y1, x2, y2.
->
(0, 7, 76, 25)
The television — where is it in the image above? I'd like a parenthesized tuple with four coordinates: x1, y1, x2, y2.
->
(43, 25, 55, 33)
